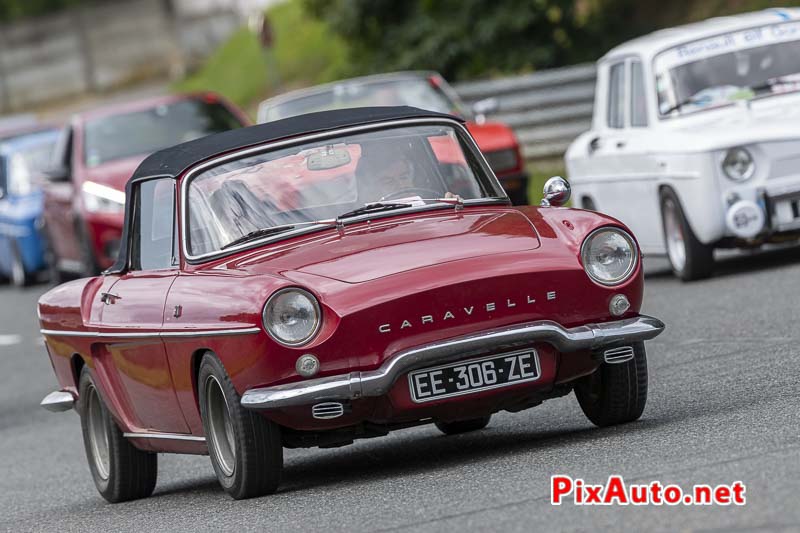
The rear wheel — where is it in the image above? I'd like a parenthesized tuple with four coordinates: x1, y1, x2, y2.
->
(435, 415, 491, 436)
(198, 353, 283, 500)
(660, 188, 714, 281)
(78, 367, 157, 503)
(574, 342, 648, 427)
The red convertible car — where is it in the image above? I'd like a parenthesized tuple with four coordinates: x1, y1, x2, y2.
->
(39, 107, 664, 502)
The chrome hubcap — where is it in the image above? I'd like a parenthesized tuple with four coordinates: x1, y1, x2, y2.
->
(204, 375, 236, 477)
(663, 198, 687, 272)
(86, 385, 111, 480)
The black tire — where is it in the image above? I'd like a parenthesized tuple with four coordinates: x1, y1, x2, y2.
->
(9, 242, 32, 288)
(198, 353, 283, 500)
(660, 188, 714, 281)
(435, 415, 491, 436)
(78, 366, 157, 503)
(574, 342, 648, 427)
(581, 196, 597, 211)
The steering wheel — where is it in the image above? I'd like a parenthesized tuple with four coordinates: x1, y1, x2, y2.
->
(380, 187, 442, 201)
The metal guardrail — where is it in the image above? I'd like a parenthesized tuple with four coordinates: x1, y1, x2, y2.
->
(454, 63, 596, 163)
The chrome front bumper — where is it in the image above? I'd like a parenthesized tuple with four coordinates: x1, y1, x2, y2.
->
(240, 315, 665, 411)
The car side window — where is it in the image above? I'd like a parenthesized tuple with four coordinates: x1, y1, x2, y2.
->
(607, 62, 626, 129)
(630, 60, 648, 128)
(131, 178, 176, 271)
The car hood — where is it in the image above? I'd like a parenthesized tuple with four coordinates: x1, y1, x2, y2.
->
(234, 208, 541, 283)
(667, 93, 800, 150)
(466, 121, 519, 153)
(83, 154, 148, 191)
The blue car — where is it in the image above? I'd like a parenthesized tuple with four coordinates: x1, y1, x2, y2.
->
(0, 129, 60, 286)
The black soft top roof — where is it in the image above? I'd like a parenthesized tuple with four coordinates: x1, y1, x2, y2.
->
(129, 106, 462, 183)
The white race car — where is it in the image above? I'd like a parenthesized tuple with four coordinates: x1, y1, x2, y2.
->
(566, 9, 800, 280)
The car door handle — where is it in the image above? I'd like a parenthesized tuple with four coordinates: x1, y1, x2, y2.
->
(100, 292, 121, 305)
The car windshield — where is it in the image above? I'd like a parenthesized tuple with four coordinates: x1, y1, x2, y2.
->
(655, 20, 800, 117)
(264, 78, 462, 121)
(185, 124, 500, 256)
(84, 99, 243, 167)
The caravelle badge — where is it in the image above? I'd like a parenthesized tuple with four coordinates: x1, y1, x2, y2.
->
(378, 291, 557, 333)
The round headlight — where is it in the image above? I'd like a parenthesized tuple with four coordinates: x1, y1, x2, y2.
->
(263, 288, 321, 346)
(581, 228, 638, 286)
(722, 147, 755, 182)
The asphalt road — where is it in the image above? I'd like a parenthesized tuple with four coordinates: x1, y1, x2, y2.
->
(1, 252, 799, 532)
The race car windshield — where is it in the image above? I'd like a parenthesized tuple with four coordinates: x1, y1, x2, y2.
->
(655, 21, 800, 117)
(185, 124, 502, 256)
(84, 100, 243, 167)
(264, 79, 462, 121)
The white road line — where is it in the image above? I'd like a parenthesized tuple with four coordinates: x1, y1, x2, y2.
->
(0, 334, 22, 346)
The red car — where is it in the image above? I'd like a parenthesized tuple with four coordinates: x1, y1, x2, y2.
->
(39, 107, 664, 502)
(41, 93, 248, 279)
(257, 71, 530, 205)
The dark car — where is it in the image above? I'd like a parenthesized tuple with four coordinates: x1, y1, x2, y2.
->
(257, 72, 530, 204)
(41, 93, 249, 279)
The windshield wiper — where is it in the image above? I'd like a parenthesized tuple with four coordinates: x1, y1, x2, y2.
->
(335, 202, 413, 222)
(221, 221, 332, 249)
(662, 96, 704, 116)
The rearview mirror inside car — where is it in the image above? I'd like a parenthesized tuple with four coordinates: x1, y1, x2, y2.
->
(307, 147, 351, 171)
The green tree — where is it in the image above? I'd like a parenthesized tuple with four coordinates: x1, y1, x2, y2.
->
(304, 0, 599, 80)
(0, 0, 87, 22)
(304, 0, 800, 81)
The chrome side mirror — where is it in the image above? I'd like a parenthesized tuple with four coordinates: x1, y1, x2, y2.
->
(541, 176, 570, 207)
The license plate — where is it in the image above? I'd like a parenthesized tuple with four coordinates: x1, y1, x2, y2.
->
(408, 349, 541, 403)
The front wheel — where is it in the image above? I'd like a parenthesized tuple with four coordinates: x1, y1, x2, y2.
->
(78, 367, 157, 503)
(660, 188, 714, 281)
(435, 415, 491, 435)
(574, 342, 648, 427)
(198, 353, 283, 500)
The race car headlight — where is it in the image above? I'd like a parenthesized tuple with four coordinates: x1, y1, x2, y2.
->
(484, 148, 520, 174)
(580, 227, 638, 286)
(722, 147, 755, 182)
(263, 288, 321, 346)
(81, 181, 126, 214)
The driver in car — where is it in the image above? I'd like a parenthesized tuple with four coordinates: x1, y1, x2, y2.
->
(357, 147, 455, 202)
